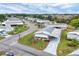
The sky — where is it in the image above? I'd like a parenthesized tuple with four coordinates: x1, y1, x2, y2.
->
(0, 3, 79, 14)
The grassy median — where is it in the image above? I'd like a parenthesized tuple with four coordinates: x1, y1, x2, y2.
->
(8, 25, 29, 35)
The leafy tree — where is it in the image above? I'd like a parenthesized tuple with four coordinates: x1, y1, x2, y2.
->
(0, 14, 6, 22)
(72, 15, 79, 19)
(69, 19, 79, 28)
(47, 15, 53, 21)
(68, 39, 79, 47)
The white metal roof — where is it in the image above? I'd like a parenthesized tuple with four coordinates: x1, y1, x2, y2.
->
(68, 31, 79, 35)
(47, 23, 68, 28)
(35, 28, 60, 38)
(2, 17, 23, 25)
(35, 27, 54, 36)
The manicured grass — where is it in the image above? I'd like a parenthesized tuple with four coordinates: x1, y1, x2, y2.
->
(8, 25, 29, 35)
(57, 31, 79, 56)
(18, 33, 48, 50)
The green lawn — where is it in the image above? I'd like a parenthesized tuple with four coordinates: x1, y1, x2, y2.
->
(0, 51, 5, 56)
(0, 36, 4, 41)
(8, 25, 29, 35)
(57, 31, 79, 56)
(18, 32, 49, 50)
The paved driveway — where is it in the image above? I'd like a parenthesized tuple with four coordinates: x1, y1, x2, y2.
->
(44, 29, 62, 55)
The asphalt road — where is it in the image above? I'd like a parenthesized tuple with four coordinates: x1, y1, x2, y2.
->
(0, 43, 33, 56)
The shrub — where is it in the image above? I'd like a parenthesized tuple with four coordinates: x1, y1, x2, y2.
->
(67, 39, 79, 47)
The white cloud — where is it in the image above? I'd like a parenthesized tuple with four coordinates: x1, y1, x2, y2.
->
(0, 3, 79, 14)
(60, 4, 74, 9)
(0, 0, 79, 3)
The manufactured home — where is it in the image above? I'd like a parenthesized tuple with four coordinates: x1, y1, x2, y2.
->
(34, 27, 59, 40)
(67, 30, 79, 41)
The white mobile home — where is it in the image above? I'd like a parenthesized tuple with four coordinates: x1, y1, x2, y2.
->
(34, 27, 58, 40)
(67, 30, 79, 41)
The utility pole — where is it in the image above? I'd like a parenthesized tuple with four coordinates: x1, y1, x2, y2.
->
(19, 33, 20, 40)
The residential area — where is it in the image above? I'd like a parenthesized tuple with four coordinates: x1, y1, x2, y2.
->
(0, 14, 79, 56)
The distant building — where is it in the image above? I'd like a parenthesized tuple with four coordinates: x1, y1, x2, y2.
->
(67, 30, 79, 41)
(2, 17, 23, 26)
(34, 26, 58, 40)
(47, 23, 68, 30)
(36, 19, 52, 28)
(26, 17, 52, 28)
(25, 17, 36, 23)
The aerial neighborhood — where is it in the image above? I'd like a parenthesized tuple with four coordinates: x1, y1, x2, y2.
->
(0, 14, 79, 56)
